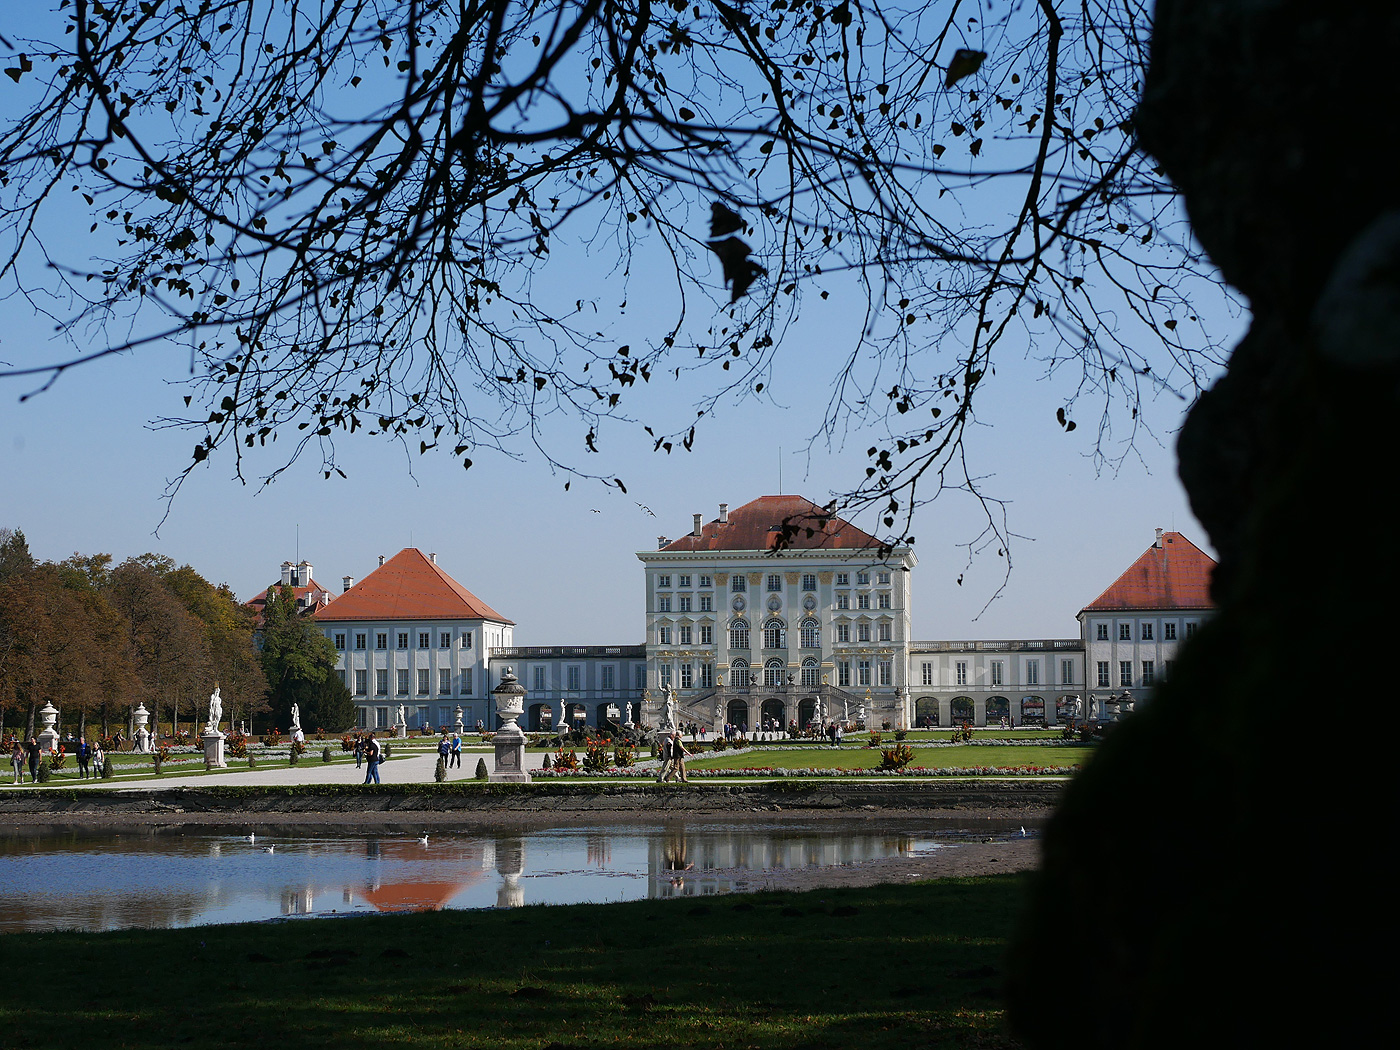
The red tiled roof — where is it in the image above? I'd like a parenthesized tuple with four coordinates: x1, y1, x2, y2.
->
(312, 548, 512, 624)
(658, 495, 881, 552)
(246, 580, 335, 624)
(1080, 532, 1216, 613)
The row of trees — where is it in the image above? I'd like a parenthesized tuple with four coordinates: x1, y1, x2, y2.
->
(0, 527, 353, 740)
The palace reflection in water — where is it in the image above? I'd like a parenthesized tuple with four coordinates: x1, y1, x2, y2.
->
(0, 821, 1008, 933)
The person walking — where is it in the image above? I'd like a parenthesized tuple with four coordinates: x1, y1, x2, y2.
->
(363, 733, 381, 785)
(449, 734, 462, 769)
(91, 740, 105, 779)
(353, 735, 364, 769)
(25, 737, 41, 783)
(437, 733, 450, 769)
(665, 730, 690, 783)
(9, 739, 22, 784)
(655, 731, 673, 782)
(75, 737, 91, 779)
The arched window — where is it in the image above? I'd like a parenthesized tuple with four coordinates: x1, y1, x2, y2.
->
(729, 659, 750, 688)
(801, 657, 820, 688)
(799, 618, 821, 648)
(764, 658, 786, 687)
(729, 618, 750, 650)
(762, 618, 786, 650)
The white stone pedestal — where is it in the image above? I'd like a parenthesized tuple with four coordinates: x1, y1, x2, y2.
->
(394, 723, 407, 739)
(490, 722, 530, 783)
(203, 729, 226, 769)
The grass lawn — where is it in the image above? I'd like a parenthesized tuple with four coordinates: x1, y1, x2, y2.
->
(687, 744, 1092, 771)
(0, 875, 1028, 1050)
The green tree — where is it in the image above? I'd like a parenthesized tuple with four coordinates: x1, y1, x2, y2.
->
(257, 585, 338, 734)
(165, 564, 267, 733)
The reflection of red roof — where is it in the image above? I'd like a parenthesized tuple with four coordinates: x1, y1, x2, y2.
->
(312, 548, 512, 624)
(361, 880, 478, 913)
(1081, 532, 1215, 613)
(658, 496, 880, 552)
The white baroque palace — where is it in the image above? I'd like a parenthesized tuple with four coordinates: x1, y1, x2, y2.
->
(290, 499, 1213, 732)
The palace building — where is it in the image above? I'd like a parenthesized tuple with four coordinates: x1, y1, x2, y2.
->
(297, 497, 1213, 731)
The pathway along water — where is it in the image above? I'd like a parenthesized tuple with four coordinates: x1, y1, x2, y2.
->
(0, 818, 1037, 933)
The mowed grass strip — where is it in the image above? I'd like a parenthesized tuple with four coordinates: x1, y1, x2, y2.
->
(0, 876, 1027, 1050)
(687, 744, 1092, 771)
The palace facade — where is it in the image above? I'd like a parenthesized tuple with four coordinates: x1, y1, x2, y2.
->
(297, 497, 1213, 731)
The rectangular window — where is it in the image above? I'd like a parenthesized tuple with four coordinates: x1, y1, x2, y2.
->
(567, 666, 581, 691)
(857, 623, 871, 642)
(1164, 622, 1177, 640)
(601, 665, 615, 690)
(1186, 621, 1198, 637)
(678, 595, 691, 612)
(837, 623, 850, 643)
(440, 669, 452, 695)
(680, 663, 693, 688)
(921, 662, 933, 686)
(463, 668, 473, 694)
(658, 595, 671, 612)
(356, 633, 367, 650)
(1164, 659, 1174, 678)
(680, 624, 692, 645)
(1097, 623, 1109, 640)
(397, 669, 410, 695)
(857, 593, 870, 610)
(856, 571, 870, 585)
(699, 624, 713, 645)
(991, 661, 1004, 686)
(1141, 623, 1154, 641)
(699, 575, 712, 588)
(531, 666, 545, 691)
(836, 572, 849, 586)
(802, 573, 817, 591)
(356, 707, 367, 729)
(1026, 660, 1040, 686)
(659, 664, 672, 688)
(678, 574, 691, 588)
(877, 593, 891, 609)
(659, 625, 672, 645)
(1142, 660, 1155, 685)
(376, 707, 388, 729)
(699, 594, 713, 612)
(397, 632, 409, 649)
(731, 575, 747, 592)
(956, 661, 968, 686)
(836, 594, 849, 610)
(417, 632, 429, 648)
(878, 660, 892, 687)
(767, 573, 782, 592)
(1119, 623, 1132, 641)
(376, 669, 389, 695)
(440, 632, 451, 648)
(657, 574, 671, 588)
(838, 661, 851, 687)
(699, 664, 713, 688)
(878, 622, 892, 642)
(417, 669, 429, 694)
(878, 571, 891, 584)
(1061, 659, 1075, 685)
(376, 633, 388, 650)
(462, 631, 473, 648)
(333, 632, 346, 651)
(1098, 661, 1111, 687)
(857, 659, 872, 687)
(634, 665, 647, 690)
(355, 669, 368, 695)
(1120, 661, 1133, 687)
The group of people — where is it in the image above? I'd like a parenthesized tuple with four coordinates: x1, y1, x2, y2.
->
(436, 732, 464, 769)
(655, 730, 690, 782)
(7, 735, 104, 783)
(350, 733, 384, 784)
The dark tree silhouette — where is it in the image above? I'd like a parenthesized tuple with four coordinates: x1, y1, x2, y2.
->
(1, 0, 1228, 547)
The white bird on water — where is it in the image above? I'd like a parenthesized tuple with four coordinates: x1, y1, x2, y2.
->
(246, 832, 256, 844)
(418, 834, 429, 846)
(264, 845, 275, 854)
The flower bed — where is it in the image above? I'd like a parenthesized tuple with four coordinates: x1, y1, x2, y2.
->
(530, 764, 1076, 779)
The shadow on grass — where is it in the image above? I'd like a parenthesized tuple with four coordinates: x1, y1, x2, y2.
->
(1, 877, 1027, 1050)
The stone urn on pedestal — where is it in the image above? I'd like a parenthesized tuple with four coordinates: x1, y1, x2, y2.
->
(489, 667, 531, 783)
(454, 705, 465, 736)
(37, 702, 61, 753)
(132, 702, 152, 752)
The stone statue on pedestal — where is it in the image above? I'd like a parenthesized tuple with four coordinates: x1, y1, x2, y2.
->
(206, 686, 222, 733)
(662, 685, 678, 732)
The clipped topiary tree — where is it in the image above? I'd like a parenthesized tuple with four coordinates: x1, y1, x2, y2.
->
(434, 756, 447, 783)
(474, 757, 488, 780)
(36, 756, 51, 783)
(322, 746, 332, 763)
(101, 755, 113, 778)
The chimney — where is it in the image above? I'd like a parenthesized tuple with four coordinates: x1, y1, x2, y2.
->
(1155, 527, 1164, 549)
(378, 554, 385, 567)
(280, 561, 293, 586)
(342, 576, 354, 593)
(719, 503, 729, 523)
(430, 552, 438, 564)
(657, 536, 669, 549)
(296, 560, 312, 586)
(692, 513, 703, 538)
